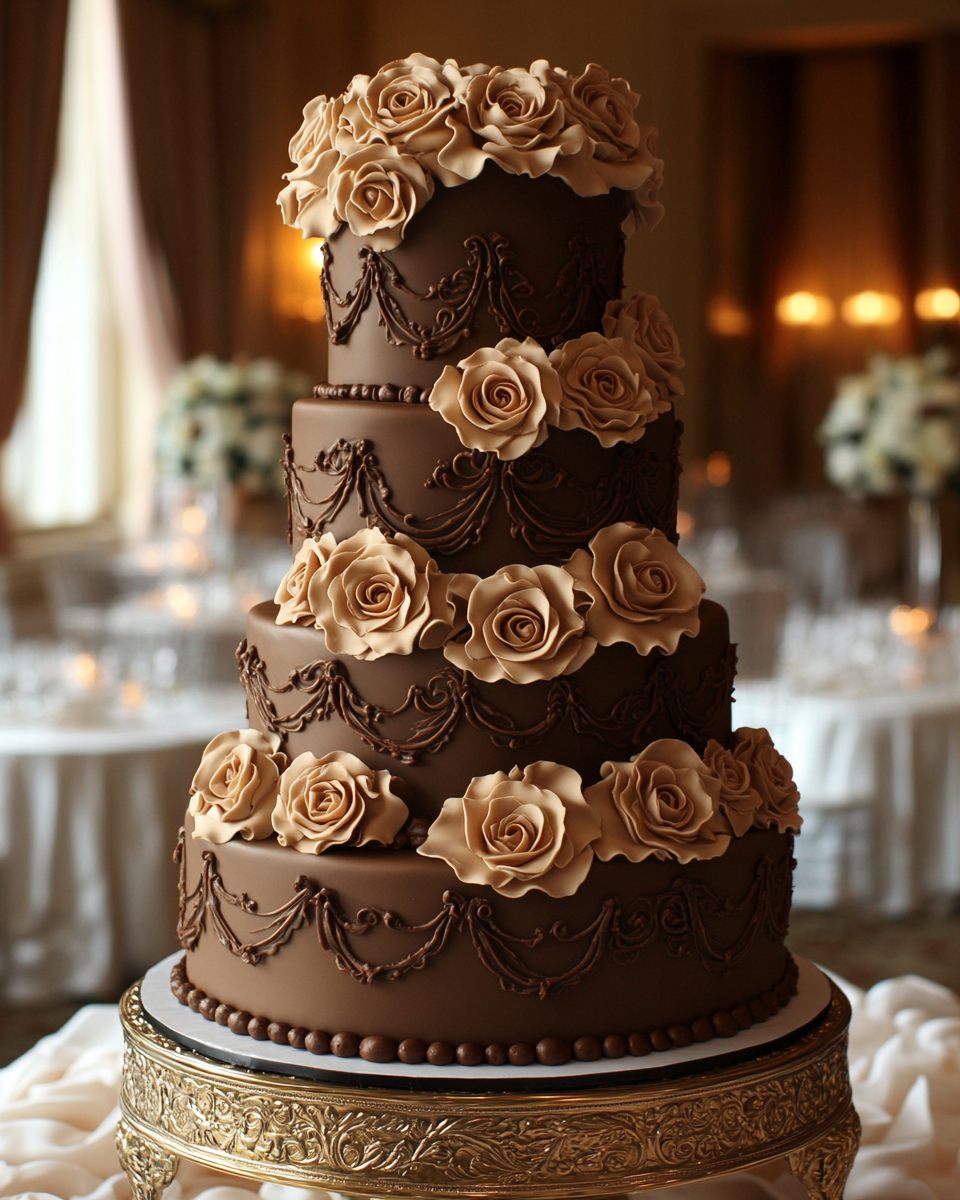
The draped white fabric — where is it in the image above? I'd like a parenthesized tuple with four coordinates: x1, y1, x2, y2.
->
(734, 680, 960, 913)
(1, 973, 958, 1199)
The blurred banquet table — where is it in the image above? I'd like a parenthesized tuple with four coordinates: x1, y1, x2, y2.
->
(0, 688, 246, 1004)
(734, 678, 960, 914)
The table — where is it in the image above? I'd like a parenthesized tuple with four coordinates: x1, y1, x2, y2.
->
(734, 678, 960, 914)
(0, 688, 246, 1004)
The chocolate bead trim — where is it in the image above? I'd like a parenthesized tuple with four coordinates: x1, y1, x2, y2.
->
(169, 954, 799, 1068)
(312, 383, 431, 405)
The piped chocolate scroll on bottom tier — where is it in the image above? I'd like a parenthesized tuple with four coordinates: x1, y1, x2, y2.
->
(177, 816, 794, 1049)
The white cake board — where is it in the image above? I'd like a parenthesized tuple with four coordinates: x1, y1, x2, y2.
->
(141, 951, 831, 1093)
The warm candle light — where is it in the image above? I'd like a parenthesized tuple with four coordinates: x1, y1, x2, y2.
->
(775, 292, 834, 326)
(708, 296, 752, 337)
(890, 604, 934, 637)
(915, 287, 960, 321)
(840, 291, 901, 326)
(706, 451, 731, 487)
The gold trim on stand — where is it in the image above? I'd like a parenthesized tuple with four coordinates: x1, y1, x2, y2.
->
(117, 977, 860, 1199)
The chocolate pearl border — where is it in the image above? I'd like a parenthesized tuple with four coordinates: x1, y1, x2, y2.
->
(312, 382, 432, 405)
(169, 954, 800, 1068)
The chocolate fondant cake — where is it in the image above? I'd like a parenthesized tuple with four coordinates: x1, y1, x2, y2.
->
(172, 54, 802, 1069)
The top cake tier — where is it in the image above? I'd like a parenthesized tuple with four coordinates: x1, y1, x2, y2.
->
(321, 168, 628, 391)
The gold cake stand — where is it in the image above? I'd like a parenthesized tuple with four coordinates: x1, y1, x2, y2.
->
(116, 977, 860, 1200)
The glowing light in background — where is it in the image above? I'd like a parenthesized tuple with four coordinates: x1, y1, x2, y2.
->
(890, 605, 934, 637)
(177, 504, 207, 535)
(309, 240, 326, 268)
(707, 296, 752, 337)
(120, 679, 145, 709)
(676, 510, 694, 539)
(915, 287, 960, 321)
(68, 653, 98, 690)
(165, 583, 198, 621)
(775, 292, 834, 326)
(706, 451, 731, 487)
(840, 291, 901, 326)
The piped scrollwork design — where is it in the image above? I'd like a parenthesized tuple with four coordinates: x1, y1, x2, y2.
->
(320, 232, 624, 359)
(176, 829, 792, 998)
(235, 640, 737, 766)
(283, 426, 681, 555)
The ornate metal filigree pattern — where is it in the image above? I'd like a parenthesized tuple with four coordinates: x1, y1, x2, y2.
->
(235, 641, 735, 766)
(283, 429, 681, 554)
(116, 1117, 179, 1200)
(118, 979, 859, 1198)
(320, 232, 624, 359)
(176, 828, 791, 996)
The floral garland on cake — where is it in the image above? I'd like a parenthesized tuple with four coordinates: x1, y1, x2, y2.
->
(278, 54, 664, 248)
(272, 521, 704, 683)
(187, 728, 801, 895)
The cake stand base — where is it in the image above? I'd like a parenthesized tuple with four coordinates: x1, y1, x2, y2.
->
(117, 973, 860, 1199)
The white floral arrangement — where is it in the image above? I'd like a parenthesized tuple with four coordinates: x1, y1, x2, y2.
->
(820, 348, 960, 498)
(278, 54, 664, 249)
(156, 356, 309, 494)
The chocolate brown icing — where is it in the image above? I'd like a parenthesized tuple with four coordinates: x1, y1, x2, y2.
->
(325, 168, 627, 390)
(179, 815, 792, 1047)
(240, 599, 734, 819)
(284, 409, 681, 571)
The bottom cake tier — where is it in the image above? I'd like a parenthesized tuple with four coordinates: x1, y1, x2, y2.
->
(175, 815, 796, 1064)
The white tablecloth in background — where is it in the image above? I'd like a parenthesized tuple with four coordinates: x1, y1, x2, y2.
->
(1, 971, 959, 1199)
(0, 691, 245, 1004)
(735, 680, 960, 914)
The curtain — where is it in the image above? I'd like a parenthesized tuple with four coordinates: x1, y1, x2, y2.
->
(705, 44, 923, 497)
(116, 0, 361, 377)
(0, 0, 71, 548)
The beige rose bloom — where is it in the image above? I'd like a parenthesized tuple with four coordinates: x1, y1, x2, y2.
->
(549, 332, 665, 448)
(622, 127, 665, 234)
(438, 65, 586, 182)
(277, 95, 344, 240)
(566, 523, 703, 655)
(307, 527, 464, 660)
(586, 739, 729, 864)
(538, 62, 657, 197)
(734, 728, 803, 834)
(328, 143, 434, 250)
(339, 53, 469, 187)
(274, 535, 335, 625)
(603, 293, 685, 403)
(189, 730, 287, 844)
(444, 563, 596, 684)
(418, 761, 599, 898)
(429, 338, 562, 460)
(702, 738, 763, 838)
(272, 751, 409, 854)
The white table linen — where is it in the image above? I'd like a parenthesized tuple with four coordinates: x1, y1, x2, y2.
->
(734, 680, 960, 914)
(0, 690, 246, 1004)
(1, 971, 959, 1199)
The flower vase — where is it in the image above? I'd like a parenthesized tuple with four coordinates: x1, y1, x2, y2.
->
(907, 494, 941, 616)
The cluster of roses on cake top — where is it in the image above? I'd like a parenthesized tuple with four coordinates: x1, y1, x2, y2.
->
(278, 54, 664, 251)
